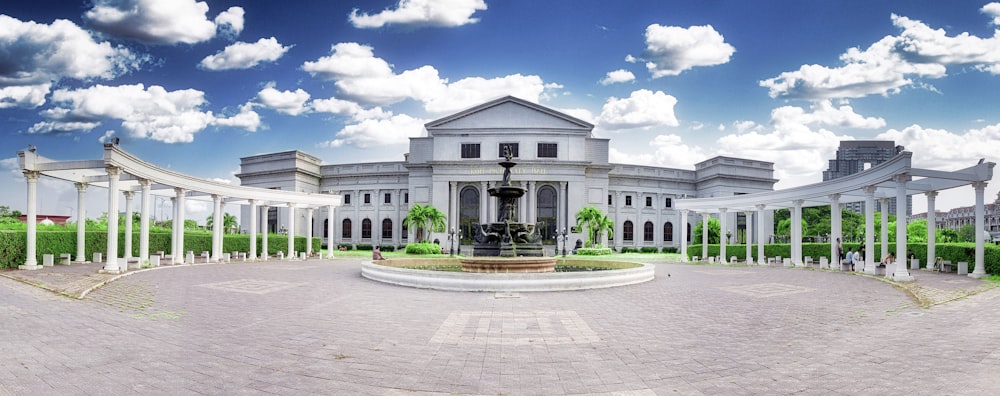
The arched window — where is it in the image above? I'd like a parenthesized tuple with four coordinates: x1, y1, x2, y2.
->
(362, 218, 372, 239)
(342, 218, 352, 239)
(643, 221, 654, 241)
(536, 185, 558, 243)
(402, 223, 408, 240)
(664, 222, 673, 242)
(382, 218, 393, 239)
(623, 220, 634, 241)
(459, 186, 480, 242)
(323, 219, 329, 238)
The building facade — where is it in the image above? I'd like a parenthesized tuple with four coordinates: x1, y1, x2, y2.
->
(237, 96, 777, 252)
(910, 192, 1000, 235)
(823, 140, 911, 216)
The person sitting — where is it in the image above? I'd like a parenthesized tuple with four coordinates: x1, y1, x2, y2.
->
(879, 252, 894, 267)
(852, 250, 862, 271)
(845, 248, 854, 271)
(372, 246, 386, 260)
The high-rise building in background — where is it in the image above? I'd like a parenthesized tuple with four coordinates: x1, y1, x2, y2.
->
(823, 141, 911, 216)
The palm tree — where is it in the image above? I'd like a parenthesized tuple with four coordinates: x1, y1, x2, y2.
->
(576, 206, 614, 248)
(403, 204, 446, 243)
(206, 213, 240, 234)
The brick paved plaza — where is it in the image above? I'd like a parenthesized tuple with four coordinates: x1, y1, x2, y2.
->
(1, 260, 999, 395)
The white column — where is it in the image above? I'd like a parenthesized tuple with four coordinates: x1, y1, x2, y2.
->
(971, 182, 988, 278)
(720, 208, 728, 263)
(374, 189, 382, 247)
(864, 186, 877, 274)
(745, 211, 753, 265)
(560, 181, 568, 236)
(170, 196, 179, 260)
(680, 209, 689, 262)
(327, 204, 335, 258)
(616, 191, 624, 249)
(306, 207, 314, 256)
(893, 175, 913, 281)
(249, 200, 258, 260)
(74, 182, 87, 263)
(103, 166, 122, 273)
(139, 180, 151, 264)
(260, 205, 269, 259)
(656, 193, 663, 249)
(19, 171, 41, 270)
(287, 204, 296, 259)
(756, 204, 766, 265)
(830, 194, 842, 270)
(880, 198, 889, 261)
(926, 191, 937, 270)
(212, 194, 223, 261)
(449, 182, 458, 234)
(123, 191, 134, 261)
(353, 189, 360, 244)
(480, 182, 488, 224)
(701, 214, 708, 260)
(528, 181, 536, 223)
(175, 188, 186, 264)
(792, 200, 803, 267)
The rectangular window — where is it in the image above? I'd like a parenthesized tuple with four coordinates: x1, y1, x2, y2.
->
(499, 143, 519, 158)
(665, 198, 673, 208)
(404, 192, 409, 203)
(384, 193, 391, 204)
(608, 194, 612, 205)
(645, 197, 652, 207)
(625, 196, 632, 207)
(537, 143, 557, 158)
(344, 194, 351, 205)
(364, 193, 371, 204)
(460, 143, 480, 159)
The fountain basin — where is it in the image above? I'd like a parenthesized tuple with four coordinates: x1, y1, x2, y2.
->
(460, 257, 557, 273)
(361, 258, 655, 292)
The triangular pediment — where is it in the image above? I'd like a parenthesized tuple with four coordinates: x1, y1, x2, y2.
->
(425, 96, 593, 134)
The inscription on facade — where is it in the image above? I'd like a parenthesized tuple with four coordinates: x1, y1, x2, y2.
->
(469, 167, 547, 175)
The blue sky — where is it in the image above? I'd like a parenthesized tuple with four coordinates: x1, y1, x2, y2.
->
(3, 0, 1000, 222)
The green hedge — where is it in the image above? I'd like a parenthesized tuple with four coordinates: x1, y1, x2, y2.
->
(686, 242, 1000, 273)
(576, 247, 613, 256)
(405, 242, 442, 255)
(0, 230, 320, 268)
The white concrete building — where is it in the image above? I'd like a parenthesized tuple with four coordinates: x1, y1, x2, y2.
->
(237, 96, 777, 252)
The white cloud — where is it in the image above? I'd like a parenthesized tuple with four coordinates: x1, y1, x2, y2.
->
(877, 123, 1000, 170)
(983, 3, 1000, 25)
(311, 97, 391, 120)
(302, 42, 552, 114)
(30, 84, 256, 143)
(256, 85, 311, 116)
(641, 24, 735, 77)
(597, 89, 679, 130)
(349, 0, 487, 28)
(625, 54, 637, 63)
(600, 69, 636, 85)
(609, 135, 709, 169)
(556, 108, 596, 125)
(772, 100, 886, 130)
(893, 14, 1000, 74)
(84, 0, 244, 44)
(214, 103, 261, 132)
(320, 114, 427, 148)
(199, 37, 291, 70)
(0, 15, 142, 108)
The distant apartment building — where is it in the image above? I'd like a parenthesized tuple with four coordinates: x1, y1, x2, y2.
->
(823, 141, 911, 216)
(909, 192, 1000, 234)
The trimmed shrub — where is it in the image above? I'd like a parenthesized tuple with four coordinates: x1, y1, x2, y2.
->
(661, 247, 678, 253)
(405, 242, 442, 255)
(576, 247, 613, 256)
(356, 244, 373, 251)
(640, 247, 659, 253)
(337, 243, 353, 250)
(380, 245, 395, 252)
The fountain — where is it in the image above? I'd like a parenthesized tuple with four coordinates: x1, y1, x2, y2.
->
(463, 145, 556, 272)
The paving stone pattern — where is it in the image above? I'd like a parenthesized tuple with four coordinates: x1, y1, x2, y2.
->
(1, 260, 999, 395)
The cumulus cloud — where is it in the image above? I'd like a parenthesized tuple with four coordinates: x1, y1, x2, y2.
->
(349, 0, 487, 28)
(84, 0, 244, 44)
(0, 15, 143, 108)
(311, 97, 391, 120)
(600, 69, 636, 85)
(608, 134, 709, 169)
(984, 3, 1000, 25)
(877, 123, 1000, 170)
(199, 37, 291, 70)
(772, 100, 886, 130)
(214, 103, 261, 132)
(255, 84, 311, 116)
(597, 89, 679, 130)
(760, 12, 1000, 99)
(29, 84, 257, 143)
(302, 42, 553, 114)
(639, 24, 735, 77)
(320, 114, 427, 148)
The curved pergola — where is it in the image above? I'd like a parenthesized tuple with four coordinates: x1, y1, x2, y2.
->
(676, 151, 995, 281)
(16, 143, 340, 273)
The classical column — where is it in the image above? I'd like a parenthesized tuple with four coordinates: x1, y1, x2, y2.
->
(719, 208, 728, 263)
(792, 200, 803, 267)
(745, 211, 753, 265)
(528, 181, 537, 223)
(327, 204, 335, 258)
(880, 198, 889, 261)
(756, 204, 766, 265)
(864, 186, 877, 273)
(656, 193, 663, 249)
(170, 196, 179, 261)
(139, 180, 151, 264)
(19, 171, 41, 270)
(103, 166, 122, 273)
(971, 182, 988, 278)
(560, 181, 568, 236)
(306, 207, 314, 256)
(74, 182, 88, 263)
(925, 191, 938, 270)
(175, 188, 186, 264)
(680, 209, 689, 262)
(249, 200, 258, 260)
(893, 175, 913, 281)
(480, 182, 488, 224)
(701, 214, 708, 260)
(616, 191, 624, 249)
(123, 191, 134, 261)
(353, 189, 360, 244)
(211, 194, 223, 261)
(374, 189, 382, 247)
(830, 194, 841, 270)
(260, 205, 269, 259)
(450, 183, 459, 234)
(287, 204, 296, 259)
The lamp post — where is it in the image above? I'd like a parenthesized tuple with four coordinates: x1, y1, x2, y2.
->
(448, 227, 456, 256)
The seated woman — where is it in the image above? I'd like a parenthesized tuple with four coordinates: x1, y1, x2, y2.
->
(879, 252, 894, 267)
(372, 246, 386, 260)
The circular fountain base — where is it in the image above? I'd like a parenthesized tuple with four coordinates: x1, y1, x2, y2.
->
(460, 257, 557, 273)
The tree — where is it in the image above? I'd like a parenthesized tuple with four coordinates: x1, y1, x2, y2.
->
(907, 219, 927, 243)
(575, 206, 614, 248)
(692, 217, 721, 244)
(206, 213, 240, 234)
(937, 228, 959, 243)
(959, 224, 977, 242)
(402, 204, 446, 243)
